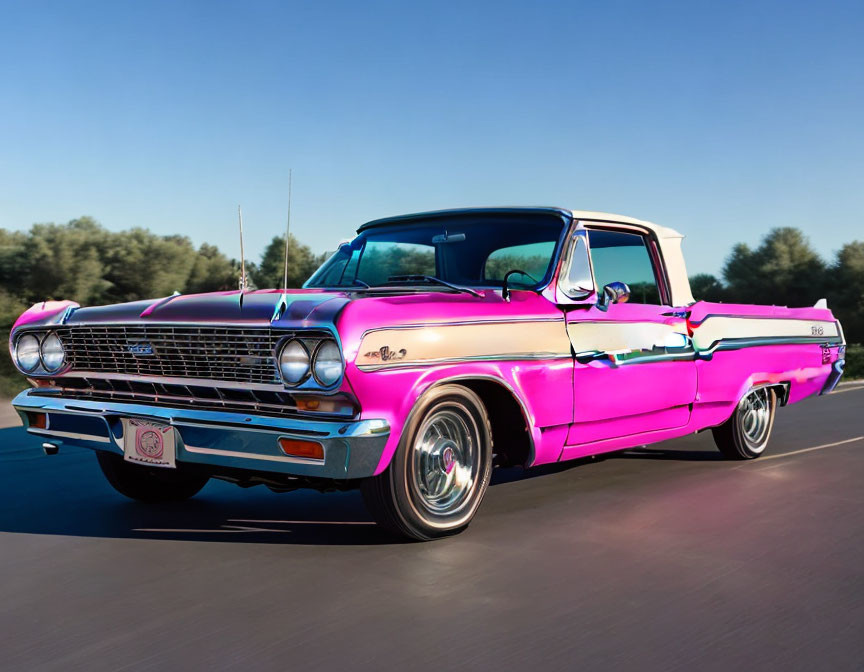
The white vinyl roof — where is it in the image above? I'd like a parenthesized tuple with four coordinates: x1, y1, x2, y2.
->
(568, 210, 685, 242)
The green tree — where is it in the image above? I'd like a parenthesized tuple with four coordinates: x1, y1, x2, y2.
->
(186, 243, 240, 294)
(101, 228, 201, 301)
(0, 289, 27, 329)
(689, 273, 726, 302)
(252, 234, 324, 289)
(0, 229, 27, 292)
(19, 218, 113, 305)
(723, 228, 826, 307)
(828, 241, 864, 344)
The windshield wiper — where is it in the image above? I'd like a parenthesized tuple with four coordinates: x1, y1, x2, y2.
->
(382, 275, 482, 298)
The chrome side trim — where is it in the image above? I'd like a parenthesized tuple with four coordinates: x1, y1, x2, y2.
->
(690, 315, 841, 352)
(357, 352, 572, 372)
(357, 320, 571, 371)
(697, 335, 844, 357)
(15, 320, 310, 329)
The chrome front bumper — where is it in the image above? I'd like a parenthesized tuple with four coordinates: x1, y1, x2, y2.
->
(12, 389, 390, 480)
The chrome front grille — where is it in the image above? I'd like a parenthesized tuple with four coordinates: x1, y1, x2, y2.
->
(32, 377, 357, 419)
(55, 325, 327, 387)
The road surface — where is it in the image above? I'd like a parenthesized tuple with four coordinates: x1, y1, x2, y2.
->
(1, 385, 862, 671)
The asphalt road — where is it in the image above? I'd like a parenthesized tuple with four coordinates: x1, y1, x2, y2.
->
(1, 385, 862, 672)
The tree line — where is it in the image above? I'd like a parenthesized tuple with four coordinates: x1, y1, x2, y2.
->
(0, 218, 861, 344)
(0, 217, 325, 328)
(690, 227, 862, 344)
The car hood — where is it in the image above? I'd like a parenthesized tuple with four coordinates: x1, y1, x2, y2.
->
(12, 290, 353, 332)
(12, 286, 557, 340)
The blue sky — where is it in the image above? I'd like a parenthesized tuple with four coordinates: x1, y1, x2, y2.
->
(1, 0, 862, 276)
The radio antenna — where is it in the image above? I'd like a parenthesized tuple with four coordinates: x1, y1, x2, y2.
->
(282, 169, 292, 293)
(238, 205, 248, 294)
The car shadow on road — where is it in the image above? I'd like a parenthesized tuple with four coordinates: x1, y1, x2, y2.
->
(0, 486, 406, 546)
(1, 430, 591, 546)
(612, 445, 726, 461)
(0, 429, 718, 546)
(1, 467, 601, 547)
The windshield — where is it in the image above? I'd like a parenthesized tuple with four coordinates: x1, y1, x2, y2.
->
(305, 212, 568, 290)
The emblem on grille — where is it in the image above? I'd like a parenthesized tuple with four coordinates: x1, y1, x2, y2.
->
(127, 342, 155, 356)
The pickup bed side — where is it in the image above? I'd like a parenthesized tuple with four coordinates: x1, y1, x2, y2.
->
(687, 300, 845, 427)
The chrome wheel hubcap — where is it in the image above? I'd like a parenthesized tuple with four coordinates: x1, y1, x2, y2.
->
(739, 388, 771, 451)
(411, 406, 478, 515)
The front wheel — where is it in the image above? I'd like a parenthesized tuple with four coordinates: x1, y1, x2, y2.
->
(361, 384, 493, 541)
(712, 387, 777, 459)
(96, 451, 210, 502)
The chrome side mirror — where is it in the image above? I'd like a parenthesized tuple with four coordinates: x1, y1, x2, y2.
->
(597, 281, 630, 311)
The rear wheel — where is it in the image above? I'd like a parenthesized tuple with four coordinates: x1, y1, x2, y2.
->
(712, 387, 777, 460)
(96, 451, 210, 502)
(361, 384, 493, 541)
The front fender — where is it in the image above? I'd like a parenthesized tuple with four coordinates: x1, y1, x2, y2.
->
(11, 300, 79, 332)
(346, 359, 573, 475)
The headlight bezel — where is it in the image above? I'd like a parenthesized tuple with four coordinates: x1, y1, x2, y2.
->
(275, 335, 345, 389)
(39, 332, 66, 372)
(311, 340, 344, 387)
(278, 338, 312, 386)
(14, 333, 41, 373)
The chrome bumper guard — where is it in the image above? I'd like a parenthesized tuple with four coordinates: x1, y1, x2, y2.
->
(12, 389, 390, 480)
(820, 358, 845, 396)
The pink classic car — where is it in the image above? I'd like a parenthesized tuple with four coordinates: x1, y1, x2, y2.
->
(8, 208, 846, 539)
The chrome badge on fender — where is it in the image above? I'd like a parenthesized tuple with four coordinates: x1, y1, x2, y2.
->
(363, 346, 407, 362)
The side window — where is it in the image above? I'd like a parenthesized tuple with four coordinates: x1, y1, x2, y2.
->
(587, 229, 663, 305)
(484, 241, 557, 286)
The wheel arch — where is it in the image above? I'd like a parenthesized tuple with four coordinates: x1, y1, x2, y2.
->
(738, 380, 790, 407)
(424, 375, 535, 468)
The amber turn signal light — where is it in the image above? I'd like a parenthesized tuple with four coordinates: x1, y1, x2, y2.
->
(296, 398, 321, 411)
(26, 412, 47, 429)
(278, 437, 324, 461)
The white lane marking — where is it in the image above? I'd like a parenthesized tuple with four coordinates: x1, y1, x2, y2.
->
(756, 436, 864, 462)
(831, 385, 864, 395)
(229, 518, 375, 525)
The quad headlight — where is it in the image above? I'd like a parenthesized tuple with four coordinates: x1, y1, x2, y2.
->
(277, 338, 344, 388)
(278, 339, 311, 385)
(40, 332, 65, 372)
(14, 334, 41, 373)
(312, 340, 343, 387)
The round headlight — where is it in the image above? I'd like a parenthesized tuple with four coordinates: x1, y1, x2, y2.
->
(14, 334, 41, 373)
(312, 340, 343, 386)
(40, 332, 65, 372)
(279, 339, 310, 385)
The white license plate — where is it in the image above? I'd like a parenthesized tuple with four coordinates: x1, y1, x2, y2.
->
(122, 419, 176, 469)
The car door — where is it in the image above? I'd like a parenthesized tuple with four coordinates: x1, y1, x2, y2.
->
(563, 225, 697, 449)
